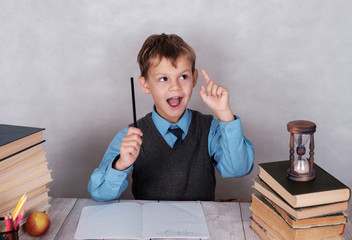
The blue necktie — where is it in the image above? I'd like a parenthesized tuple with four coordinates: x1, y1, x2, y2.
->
(168, 127, 183, 150)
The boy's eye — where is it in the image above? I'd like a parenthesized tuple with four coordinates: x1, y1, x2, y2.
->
(159, 77, 167, 82)
(180, 75, 188, 80)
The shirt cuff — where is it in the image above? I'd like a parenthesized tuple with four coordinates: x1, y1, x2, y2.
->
(106, 155, 133, 181)
(218, 115, 243, 138)
(111, 154, 120, 168)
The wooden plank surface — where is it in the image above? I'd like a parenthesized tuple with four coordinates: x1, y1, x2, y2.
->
(240, 202, 260, 240)
(203, 201, 248, 240)
(18, 198, 351, 240)
(344, 206, 352, 240)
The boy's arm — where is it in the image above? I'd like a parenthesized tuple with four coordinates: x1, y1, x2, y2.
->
(88, 127, 132, 201)
(209, 117, 254, 178)
(199, 69, 254, 177)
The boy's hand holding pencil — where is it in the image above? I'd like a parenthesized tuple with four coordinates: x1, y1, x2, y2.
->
(199, 69, 234, 122)
(114, 77, 143, 171)
(114, 127, 143, 171)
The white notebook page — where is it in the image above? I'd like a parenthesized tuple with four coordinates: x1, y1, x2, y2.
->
(74, 202, 143, 239)
(143, 202, 210, 239)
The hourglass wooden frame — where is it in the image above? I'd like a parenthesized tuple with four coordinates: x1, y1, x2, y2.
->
(287, 120, 316, 182)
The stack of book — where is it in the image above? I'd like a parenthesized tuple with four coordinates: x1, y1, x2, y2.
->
(250, 160, 351, 240)
(0, 124, 53, 229)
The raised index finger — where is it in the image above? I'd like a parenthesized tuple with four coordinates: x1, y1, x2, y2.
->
(201, 69, 211, 85)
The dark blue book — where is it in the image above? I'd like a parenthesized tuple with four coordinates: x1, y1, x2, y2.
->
(0, 124, 45, 161)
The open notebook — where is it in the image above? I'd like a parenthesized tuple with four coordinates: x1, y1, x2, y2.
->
(74, 201, 210, 239)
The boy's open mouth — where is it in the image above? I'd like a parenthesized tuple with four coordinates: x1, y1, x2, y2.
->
(167, 97, 183, 107)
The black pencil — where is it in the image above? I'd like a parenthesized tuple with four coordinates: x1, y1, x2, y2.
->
(130, 77, 137, 128)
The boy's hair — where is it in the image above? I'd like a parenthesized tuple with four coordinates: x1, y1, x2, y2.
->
(137, 33, 196, 78)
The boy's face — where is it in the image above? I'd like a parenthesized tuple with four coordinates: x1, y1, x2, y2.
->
(138, 55, 198, 123)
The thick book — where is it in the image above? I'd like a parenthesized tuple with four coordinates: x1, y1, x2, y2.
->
(269, 198, 347, 228)
(0, 151, 48, 186)
(250, 193, 346, 240)
(253, 192, 347, 228)
(0, 170, 53, 202)
(0, 162, 50, 193)
(250, 217, 276, 240)
(0, 185, 48, 213)
(0, 190, 50, 217)
(0, 124, 45, 160)
(259, 161, 351, 208)
(0, 144, 43, 172)
(253, 177, 350, 219)
(250, 215, 345, 240)
(74, 202, 210, 239)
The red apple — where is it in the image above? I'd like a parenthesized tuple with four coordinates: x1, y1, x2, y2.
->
(25, 211, 51, 236)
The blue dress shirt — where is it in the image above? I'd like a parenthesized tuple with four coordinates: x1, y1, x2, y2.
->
(88, 108, 254, 202)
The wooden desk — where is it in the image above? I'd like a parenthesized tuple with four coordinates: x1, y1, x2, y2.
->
(19, 198, 352, 240)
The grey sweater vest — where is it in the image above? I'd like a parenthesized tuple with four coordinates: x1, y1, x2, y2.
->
(132, 110, 215, 201)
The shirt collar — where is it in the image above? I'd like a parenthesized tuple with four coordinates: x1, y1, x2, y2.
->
(151, 107, 192, 137)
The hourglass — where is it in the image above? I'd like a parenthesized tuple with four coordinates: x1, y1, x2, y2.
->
(287, 120, 316, 182)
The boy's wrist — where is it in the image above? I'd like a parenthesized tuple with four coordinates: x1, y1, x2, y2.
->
(214, 108, 235, 122)
(112, 156, 129, 171)
(114, 161, 127, 171)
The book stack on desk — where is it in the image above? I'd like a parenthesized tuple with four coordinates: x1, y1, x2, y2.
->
(250, 160, 351, 240)
(0, 124, 53, 229)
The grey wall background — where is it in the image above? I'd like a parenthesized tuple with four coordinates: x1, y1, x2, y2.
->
(1, 0, 351, 200)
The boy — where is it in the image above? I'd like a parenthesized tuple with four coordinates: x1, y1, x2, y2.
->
(88, 33, 254, 201)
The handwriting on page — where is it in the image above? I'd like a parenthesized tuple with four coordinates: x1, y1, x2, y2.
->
(165, 228, 195, 236)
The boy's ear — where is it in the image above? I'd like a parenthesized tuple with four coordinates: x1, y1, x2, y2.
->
(192, 69, 199, 87)
(137, 76, 151, 94)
